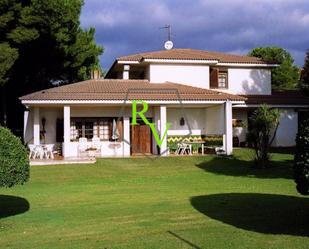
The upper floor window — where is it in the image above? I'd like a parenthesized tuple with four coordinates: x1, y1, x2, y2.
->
(218, 71, 228, 88)
(210, 68, 228, 89)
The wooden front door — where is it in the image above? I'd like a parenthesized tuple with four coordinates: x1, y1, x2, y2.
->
(131, 120, 152, 155)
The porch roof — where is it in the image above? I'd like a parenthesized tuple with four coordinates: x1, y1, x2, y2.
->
(20, 79, 246, 103)
(242, 91, 309, 106)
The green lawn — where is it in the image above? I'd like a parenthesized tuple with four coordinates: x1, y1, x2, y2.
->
(1, 149, 309, 249)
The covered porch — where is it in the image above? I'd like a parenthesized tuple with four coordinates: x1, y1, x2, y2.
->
(23, 101, 233, 160)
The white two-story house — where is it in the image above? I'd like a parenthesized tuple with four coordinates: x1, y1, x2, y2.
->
(20, 48, 309, 159)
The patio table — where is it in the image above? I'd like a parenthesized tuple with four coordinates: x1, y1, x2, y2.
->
(186, 141, 206, 155)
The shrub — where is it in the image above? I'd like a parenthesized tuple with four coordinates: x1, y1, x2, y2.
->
(247, 105, 280, 168)
(294, 114, 309, 195)
(0, 126, 29, 187)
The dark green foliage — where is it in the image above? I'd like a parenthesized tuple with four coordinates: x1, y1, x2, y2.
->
(0, 0, 23, 86)
(247, 105, 280, 168)
(0, 126, 29, 187)
(0, 0, 103, 131)
(300, 49, 309, 95)
(248, 47, 300, 90)
(0, 43, 18, 86)
(294, 113, 309, 195)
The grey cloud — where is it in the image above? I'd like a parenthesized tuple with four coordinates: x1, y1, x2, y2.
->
(81, 0, 309, 69)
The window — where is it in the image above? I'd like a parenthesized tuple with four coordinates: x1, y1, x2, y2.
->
(84, 121, 94, 139)
(70, 118, 122, 141)
(218, 72, 228, 88)
(210, 68, 228, 89)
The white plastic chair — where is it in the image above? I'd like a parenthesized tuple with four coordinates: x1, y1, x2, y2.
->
(78, 137, 88, 157)
(44, 144, 55, 159)
(91, 136, 101, 155)
(176, 143, 191, 155)
(34, 145, 44, 159)
(28, 144, 36, 159)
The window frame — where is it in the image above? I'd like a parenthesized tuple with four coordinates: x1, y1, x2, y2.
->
(70, 117, 122, 142)
(217, 70, 228, 89)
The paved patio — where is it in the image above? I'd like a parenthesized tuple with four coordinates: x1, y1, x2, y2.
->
(30, 157, 96, 166)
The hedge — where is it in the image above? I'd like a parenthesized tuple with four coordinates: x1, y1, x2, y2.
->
(0, 126, 29, 187)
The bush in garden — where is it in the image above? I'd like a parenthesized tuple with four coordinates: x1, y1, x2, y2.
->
(0, 126, 29, 187)
(294, 114, 309, 195)
(247, 105, 280, 168)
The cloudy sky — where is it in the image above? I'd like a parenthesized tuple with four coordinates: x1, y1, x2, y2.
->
(80, 0, 309, 70)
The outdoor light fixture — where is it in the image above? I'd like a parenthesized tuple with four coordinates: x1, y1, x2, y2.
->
(180, 117, 185, 126)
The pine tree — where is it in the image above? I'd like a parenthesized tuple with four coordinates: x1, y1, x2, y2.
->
(0, 0, 103, 131)
(248, 47, 300, 91)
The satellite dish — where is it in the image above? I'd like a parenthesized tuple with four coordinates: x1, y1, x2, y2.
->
(164, 40, 173, 50)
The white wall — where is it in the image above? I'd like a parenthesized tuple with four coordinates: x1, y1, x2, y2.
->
(167, 108, 207, 136)
(41, 108, 63, 144)
(63, 141, 128, 158)
(273, 109, 298, 147)
(205, 105, 225, 135)
(166, 105, 225, 136)
(230, 108, 298, 147)
(232, 109, 248, 142)
(149, 64, 209, 88)
(227, 68, 271, 95)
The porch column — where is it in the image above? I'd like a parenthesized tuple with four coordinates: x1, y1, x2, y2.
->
(224, 100, 233, 155)
(33, 107, 40, 145)
(152, 107, 160, 154)
(160, 105, 168, 156)
(123, 65, 130, 80)
(123, 116, 130, 156)
(23, 108, 29, 143)
(63, 105, 71, 157)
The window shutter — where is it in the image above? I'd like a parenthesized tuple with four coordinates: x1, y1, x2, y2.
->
(210, 68, 219, 88)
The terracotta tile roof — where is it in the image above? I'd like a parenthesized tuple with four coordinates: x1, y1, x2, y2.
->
(117, 48, 272, 64)
(20, 79, 246, 102)
(243, 91, 309, 105)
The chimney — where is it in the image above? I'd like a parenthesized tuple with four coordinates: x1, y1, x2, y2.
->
(91, 69, 101, 79)
(123, 65, 130, 80)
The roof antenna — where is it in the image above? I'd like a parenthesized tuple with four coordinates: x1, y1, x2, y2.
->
(160, 25, 173, 50)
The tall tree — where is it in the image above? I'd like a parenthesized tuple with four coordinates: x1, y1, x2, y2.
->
(294, 112, 309, 195)
(0, 0, 35, 126)
(0, 0, 103, 133)
(300, 49, 309, 95)
(248, 47, 300, 91)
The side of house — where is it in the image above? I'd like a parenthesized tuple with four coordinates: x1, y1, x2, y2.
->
(106, 48, 308, 147)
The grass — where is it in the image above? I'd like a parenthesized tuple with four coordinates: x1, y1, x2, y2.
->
(1, 148, 309, 248)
